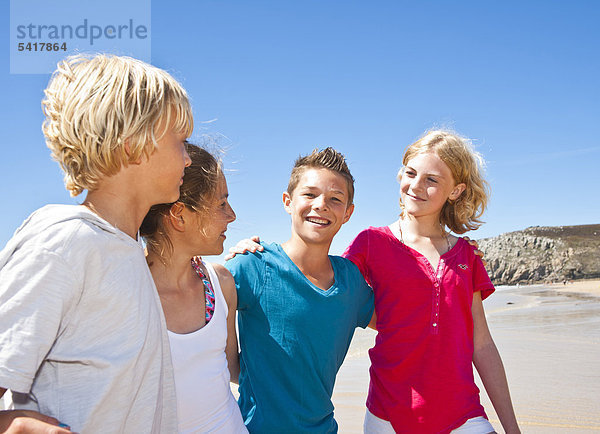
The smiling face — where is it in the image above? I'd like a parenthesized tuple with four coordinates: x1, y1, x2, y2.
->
(283, 168, 354, 247)
(399, 152, 465, 220)
(185, 173, 236, 256)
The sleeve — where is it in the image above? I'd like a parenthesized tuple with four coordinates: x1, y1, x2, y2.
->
(344, 260, 374, 329)
(357, 277, 375, 329)
(224, 249, 264, 311)
(0, 247, 79, 393)
(342, 229, 372, 286)
(470, 246, 495, 300)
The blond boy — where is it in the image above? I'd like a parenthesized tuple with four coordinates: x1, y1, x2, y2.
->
(0, 54, 193, 432)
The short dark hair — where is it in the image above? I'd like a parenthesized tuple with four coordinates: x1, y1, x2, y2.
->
(287, 147, 355, 206)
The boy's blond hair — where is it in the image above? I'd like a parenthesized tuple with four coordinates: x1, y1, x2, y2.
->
(287, 147, 355, 206)
(400, 129, 490, 234)
(42, 54, 193, 196)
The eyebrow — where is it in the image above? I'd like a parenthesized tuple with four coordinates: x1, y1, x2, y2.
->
(405, 166, 445, 178)
(301, 185, 346, 196)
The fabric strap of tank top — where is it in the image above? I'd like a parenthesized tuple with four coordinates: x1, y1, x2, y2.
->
(190, 257, 216, 323)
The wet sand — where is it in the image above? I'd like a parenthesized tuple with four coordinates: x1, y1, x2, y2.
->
(332, 279, 600, 433)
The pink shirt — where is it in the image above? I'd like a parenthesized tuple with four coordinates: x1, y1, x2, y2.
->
(343, 226, 494, 433)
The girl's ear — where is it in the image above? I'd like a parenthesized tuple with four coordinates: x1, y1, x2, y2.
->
(449, 183, 466, 201)
(167, 202, 186, 231)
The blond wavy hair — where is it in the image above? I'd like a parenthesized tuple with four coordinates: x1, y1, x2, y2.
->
(399, 129, 490, 234)
(42, 54, 193, 196)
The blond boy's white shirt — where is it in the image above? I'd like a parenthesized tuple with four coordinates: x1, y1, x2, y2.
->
(0, 204, 177, 433)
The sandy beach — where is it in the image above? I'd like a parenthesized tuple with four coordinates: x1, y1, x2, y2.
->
(332, 279, 600, 433)
(5, 280, 599, 431)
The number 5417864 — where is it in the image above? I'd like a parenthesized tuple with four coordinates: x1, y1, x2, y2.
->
(18, 42, 67, 51)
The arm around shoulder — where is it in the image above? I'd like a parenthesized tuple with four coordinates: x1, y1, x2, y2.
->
(0, 407, 72, 433)
(472, 292, 521, 434)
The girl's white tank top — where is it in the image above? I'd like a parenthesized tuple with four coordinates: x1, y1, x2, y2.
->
(168, 261, 247, 433)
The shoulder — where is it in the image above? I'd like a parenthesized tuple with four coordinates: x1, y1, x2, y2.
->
(354, 225, 387, 239)
(223, 244, 282, 307)
(22, 207, 121, 254)
(354, 225, 395, 244)
(330, 257, 373, 313)
(450, 238, 495, 294)
(345, 226, 382, 252)
(210, 263, 237, 306)
(453, 237, 480, 261)
(2, 206, 96, 278)
(344, 226, 396, 259)
(330, 255, 357, 269)
(211, 263, 234, 286)
(225, 242, 277, 274)
(15, 214, 142, 290)
(331, 256, 369, 285)
(447, 237, 482, 269)
(2, 219, 92, 280)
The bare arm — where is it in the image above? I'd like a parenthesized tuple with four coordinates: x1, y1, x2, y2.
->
(367, 311, 377, 330)
(213, 264, 240, 385)
(1, 388, 73, 433)
(0, 408, 71, 433)
(472, 292, 520, 434)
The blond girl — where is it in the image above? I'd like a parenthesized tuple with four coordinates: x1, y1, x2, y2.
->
(344, 130, 520, 433)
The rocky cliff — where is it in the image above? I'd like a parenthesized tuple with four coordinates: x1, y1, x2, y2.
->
(476, 224, 600, 285)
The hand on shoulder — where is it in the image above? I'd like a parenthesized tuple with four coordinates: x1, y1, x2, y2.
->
(224, 236, 263, 261)
(462, 236, 486, 265)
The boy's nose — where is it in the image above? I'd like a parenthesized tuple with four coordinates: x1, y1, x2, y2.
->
(312, 195, 327, 209)
(183, 148, 192, 167)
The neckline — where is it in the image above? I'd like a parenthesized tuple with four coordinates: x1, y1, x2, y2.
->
(167, 260, 218, 337)
(383, 225, 462, 261)
(275, 243, 338, 294)
(398, 220, 451, 254)
(76, 204, 143, 247)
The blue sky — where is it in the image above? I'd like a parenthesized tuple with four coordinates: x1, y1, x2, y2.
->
(2, 1, 599, 258)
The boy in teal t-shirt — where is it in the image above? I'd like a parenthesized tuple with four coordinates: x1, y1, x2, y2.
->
(225, 148, 374, 433)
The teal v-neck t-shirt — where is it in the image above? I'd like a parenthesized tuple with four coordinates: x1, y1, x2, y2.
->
(226, 243, 374, 433)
